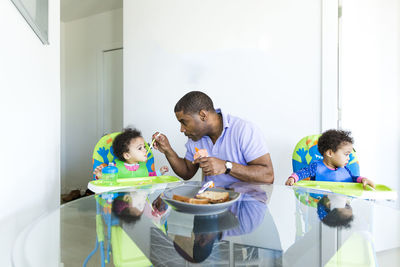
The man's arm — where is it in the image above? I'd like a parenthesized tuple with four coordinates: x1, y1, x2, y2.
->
(194, 153, 274, 184)
(152, 132, 198, 180)
(164, 149, 198, 180)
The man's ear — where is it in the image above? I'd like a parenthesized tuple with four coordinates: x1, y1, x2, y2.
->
(326, 149, 333, 158)
(199, 110, 208, 121)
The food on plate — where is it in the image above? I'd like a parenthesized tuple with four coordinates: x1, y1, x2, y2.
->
(172, 191, 230, 205)
(194, 148, 208, 160)
(196, 191, 230, 203)
(172, 194, 191, 202)
(188, 198, 209, 204)
(173, 194, 209, 204)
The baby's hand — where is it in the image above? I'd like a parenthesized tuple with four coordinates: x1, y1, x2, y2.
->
(361, 178, 375, 190)
(285, 177, 296, 186)
(93, 164, 106, 179)
(160, 165, 169, 175)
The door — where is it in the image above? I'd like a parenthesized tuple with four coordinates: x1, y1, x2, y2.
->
(101, 48, 123, 135)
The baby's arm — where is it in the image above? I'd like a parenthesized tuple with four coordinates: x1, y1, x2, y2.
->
(347, 167, 375, 189)
(285, 163, 317, 186)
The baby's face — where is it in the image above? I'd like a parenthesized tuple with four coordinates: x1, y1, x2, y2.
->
(330, 142, 353, 168)
(124, 137, 148, 163)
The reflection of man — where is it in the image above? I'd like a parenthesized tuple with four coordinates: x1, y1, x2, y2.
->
(170, 211, 238, 263)
(223, 183, 268, 237)
(173, 231, 220, 263)
(152, 91, 274, 186)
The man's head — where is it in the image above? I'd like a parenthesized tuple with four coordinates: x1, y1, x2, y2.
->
(174, 91, 215, 114)
(174, 91, 216, 141)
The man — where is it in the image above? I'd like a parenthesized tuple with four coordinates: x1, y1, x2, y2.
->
(152, 91, 274, 185)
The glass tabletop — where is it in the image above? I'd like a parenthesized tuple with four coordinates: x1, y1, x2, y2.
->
(12, 181, 400, 267)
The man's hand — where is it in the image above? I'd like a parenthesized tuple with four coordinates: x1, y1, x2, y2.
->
(151, 132, 172, 155)
(285, 177, 295, 186)
(361, 178, 375, 190)
(193, 157, 226, 176)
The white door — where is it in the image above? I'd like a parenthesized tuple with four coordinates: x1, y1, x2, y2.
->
(102, 48, 123, 135)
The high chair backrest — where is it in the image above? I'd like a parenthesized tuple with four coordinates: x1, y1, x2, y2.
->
(292, 134, 360, 176)
(92, 132, 156, 180)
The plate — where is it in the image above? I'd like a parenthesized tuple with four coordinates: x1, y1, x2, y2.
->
(161, 184, 241, 215)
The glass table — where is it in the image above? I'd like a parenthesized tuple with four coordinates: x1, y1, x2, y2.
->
(12, 181, 400, 266)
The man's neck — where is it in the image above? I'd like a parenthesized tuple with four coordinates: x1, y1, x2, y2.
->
(208, 113, 223, 144)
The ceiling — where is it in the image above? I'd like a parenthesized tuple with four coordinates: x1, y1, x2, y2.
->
(61, 0, 123, 22)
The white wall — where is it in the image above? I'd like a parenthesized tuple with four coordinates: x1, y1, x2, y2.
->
(124, 0, 323, 183)
(340, 0, 400, 252)
(0, 1, 60, 266)
(61, 9, 123, 193)
(341, 0, 400, 196)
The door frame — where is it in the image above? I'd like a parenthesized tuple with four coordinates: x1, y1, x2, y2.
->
(321, 0, 339, 131)
(96, 42, 123, 138)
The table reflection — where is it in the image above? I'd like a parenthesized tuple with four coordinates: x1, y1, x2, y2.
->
(11, 181, 400, 267)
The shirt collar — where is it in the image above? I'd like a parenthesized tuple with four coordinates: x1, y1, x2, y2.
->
(215, 108, 230, 129)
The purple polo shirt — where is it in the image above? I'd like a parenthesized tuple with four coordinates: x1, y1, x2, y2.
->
(184, 109, 269, 186)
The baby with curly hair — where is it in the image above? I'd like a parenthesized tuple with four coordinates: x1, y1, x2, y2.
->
(286, 129, 374, 189)
(94, 127, 168, 179)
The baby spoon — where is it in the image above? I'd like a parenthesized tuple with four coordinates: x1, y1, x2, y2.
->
(146, 132, 161, 155)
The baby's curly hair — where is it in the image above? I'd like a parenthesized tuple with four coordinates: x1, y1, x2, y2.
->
(318, 129, 354, 156)
(113, 128, 142, 162)
(318, 196, 354, 228)
(111, 197, 141, 224)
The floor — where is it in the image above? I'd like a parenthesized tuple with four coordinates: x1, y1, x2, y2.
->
(377, 248, 400, 267)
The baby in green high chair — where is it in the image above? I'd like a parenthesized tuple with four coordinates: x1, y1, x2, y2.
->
(286, 129, 375, 189)
(93, 128, 169, 179)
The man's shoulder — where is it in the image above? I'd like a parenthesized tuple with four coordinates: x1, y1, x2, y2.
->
(224, 113, 254, 129)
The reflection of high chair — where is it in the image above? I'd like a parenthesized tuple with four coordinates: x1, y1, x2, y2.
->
(292, 134, 360, 176)
(83, 193, 152, 267)
(92, 132, 156, 180)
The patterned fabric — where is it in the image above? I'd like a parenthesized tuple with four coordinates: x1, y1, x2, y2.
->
(290, 161, 361, 183)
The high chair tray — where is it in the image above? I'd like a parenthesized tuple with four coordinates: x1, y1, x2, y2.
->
(294, 180, 398, 200)
(88, 176, 182, 194)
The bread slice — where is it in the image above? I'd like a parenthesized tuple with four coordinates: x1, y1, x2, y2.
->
(172, 194, 190, 202)
(172, 194, 209, 205)
(196, 191, 230, 203)
(188, 198, 209, 204)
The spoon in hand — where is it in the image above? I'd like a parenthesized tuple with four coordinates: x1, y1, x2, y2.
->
(146, 132, 161, 156)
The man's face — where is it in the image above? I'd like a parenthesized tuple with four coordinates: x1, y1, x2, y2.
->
(175, 111, 206, 141)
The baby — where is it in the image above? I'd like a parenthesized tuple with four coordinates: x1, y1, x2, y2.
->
(317, 194, 354, 228)
(286, 129, 375, 189)
(94, 128, 168, 179)
(112, 192, 169, 224)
